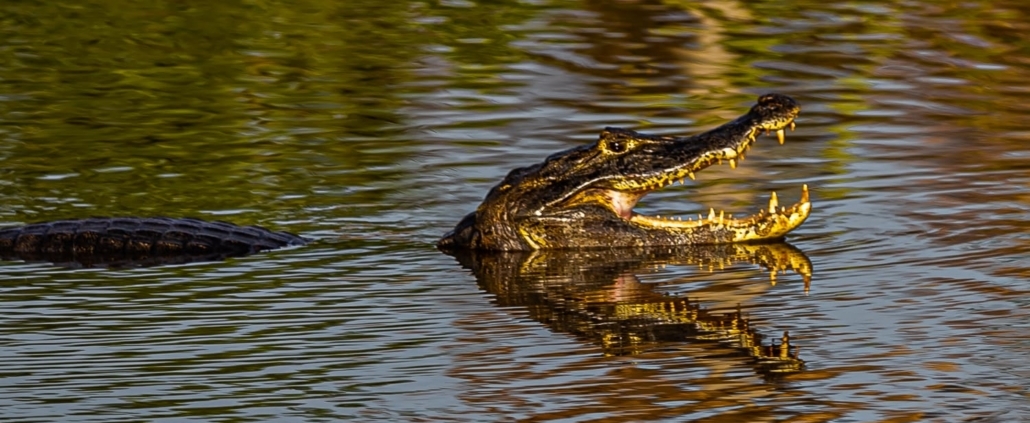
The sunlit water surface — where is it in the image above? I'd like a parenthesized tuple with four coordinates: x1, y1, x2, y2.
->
(3, 0, 1030, 422)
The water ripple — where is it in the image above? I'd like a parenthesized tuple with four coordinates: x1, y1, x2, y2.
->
(4, 0, 1030, 421)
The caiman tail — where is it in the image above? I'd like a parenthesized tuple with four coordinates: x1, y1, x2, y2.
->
(0, 217, 306, 268)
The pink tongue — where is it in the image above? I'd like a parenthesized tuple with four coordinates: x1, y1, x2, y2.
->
(607, 190, 645, 219)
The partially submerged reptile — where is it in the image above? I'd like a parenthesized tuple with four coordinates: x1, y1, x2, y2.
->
(0, 217, 305, 268)
(438, 93, 810, 250)
(0, 94, 809, 266)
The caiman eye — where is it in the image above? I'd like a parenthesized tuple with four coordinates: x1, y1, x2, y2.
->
(608, 140, 626, 153)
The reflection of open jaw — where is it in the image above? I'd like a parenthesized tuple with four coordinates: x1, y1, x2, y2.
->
(447, 242, 814, 376)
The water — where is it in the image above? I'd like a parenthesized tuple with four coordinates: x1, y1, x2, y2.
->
(3, 0, 1030, 421)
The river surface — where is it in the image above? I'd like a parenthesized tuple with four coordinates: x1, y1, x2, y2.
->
(3, 0, 1030, 422)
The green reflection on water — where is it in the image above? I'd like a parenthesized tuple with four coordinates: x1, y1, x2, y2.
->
(0, 0, 539, 224)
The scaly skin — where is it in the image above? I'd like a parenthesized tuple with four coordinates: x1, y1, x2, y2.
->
(438, 93, 811, 251)
(0, 217, 306, 268)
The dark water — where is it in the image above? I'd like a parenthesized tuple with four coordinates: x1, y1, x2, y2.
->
(3, 0, 1030, 421)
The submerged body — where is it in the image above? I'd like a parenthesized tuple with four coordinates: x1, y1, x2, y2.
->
(0, 217, 305, 267)
(438, 93, 812, 251)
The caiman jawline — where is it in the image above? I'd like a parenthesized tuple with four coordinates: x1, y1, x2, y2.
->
(437, 93, 810, 250)
(612, 185, 811, 229)
(605, 124, 811, 238)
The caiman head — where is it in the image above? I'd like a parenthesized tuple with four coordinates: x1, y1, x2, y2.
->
(438, 93, 811, 251)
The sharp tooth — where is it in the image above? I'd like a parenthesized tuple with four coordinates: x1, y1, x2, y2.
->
(708, 208, 715, 222)
(802, 184, 809, 202)
(729, 159, 737, 169)
(769, 192, 779, 213)
(790, 121, 796, 131)
(688, 171, 696, 181)
(765, 129, 770, 136)
(776, 129, 785, 145)
(680, 178, 685, 185)
(719, 210, 724, 224)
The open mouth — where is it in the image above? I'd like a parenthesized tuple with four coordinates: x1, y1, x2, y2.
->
(607, 124, 811, 240)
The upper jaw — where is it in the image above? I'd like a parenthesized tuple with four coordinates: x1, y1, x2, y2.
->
(607, 100, 801, 194)
(594, 95, 806, 243)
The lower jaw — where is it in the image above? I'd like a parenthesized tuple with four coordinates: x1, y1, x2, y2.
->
(626, 185, 811, 243)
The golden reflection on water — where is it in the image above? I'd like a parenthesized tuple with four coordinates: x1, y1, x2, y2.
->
(442, 244, 826, 420)
(450, 244, 810, 365)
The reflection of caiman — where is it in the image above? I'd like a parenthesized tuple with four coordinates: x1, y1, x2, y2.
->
(444, 242, 811, 376)
(0, 94, 809, 266)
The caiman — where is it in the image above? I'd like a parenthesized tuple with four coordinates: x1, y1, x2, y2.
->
(438, 93, 811, 250)
(0, 94, 810, 267)
(0, 217, 306, 268)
